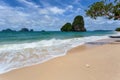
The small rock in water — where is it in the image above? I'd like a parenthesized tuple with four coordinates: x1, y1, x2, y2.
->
(85, 64, 90, 68)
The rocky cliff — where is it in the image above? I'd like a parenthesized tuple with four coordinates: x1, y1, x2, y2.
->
(61, 15, 86, 32)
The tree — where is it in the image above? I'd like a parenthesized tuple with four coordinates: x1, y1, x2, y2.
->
(86, 0, 120, 20)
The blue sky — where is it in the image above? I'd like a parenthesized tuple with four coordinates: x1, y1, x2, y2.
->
(0, 0, 120, 31)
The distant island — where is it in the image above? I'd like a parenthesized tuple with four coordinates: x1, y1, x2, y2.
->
(115, 28, 120, 31)
(1, 28, 16, 32)
(19, 28, 33, 32)
(1, 28, 34, 32)
(61, 15, 86, 32)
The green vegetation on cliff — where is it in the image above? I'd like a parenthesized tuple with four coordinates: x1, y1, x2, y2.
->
(19, 28, 29, 32)
(61, 23, 72, 32)
(19, 28, 34, 32)
(61, 15, 86, 32)
(115, 27, 120, 31)
(72, 15, 86, 31)
(2, 28, 16, 32)
(1, 28, 34, 32)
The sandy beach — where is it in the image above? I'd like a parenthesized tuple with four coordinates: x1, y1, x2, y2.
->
(0, 39, 120, 80)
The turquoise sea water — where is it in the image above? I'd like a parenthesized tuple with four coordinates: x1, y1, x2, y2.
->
(0, 31, 116, 44)
(0, 31, 118, 74)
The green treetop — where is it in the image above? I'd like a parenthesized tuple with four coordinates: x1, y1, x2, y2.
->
(86, 0, 120, 20)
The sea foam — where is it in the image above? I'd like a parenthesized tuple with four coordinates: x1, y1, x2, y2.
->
(0, 33, 118, 74)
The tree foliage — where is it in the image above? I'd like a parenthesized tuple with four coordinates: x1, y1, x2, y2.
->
(86, 0, 120, 20)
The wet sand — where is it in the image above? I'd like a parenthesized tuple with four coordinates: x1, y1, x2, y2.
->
(0, 39, 120, 80)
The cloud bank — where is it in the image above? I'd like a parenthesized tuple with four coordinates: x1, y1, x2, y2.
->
(0, 0, 119, 31)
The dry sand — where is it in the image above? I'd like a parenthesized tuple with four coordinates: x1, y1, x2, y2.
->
(0, 43, 120, 80)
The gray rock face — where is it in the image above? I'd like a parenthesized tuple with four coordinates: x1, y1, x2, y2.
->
(72, 15, 86, 32)
(61, 15, 86, 32)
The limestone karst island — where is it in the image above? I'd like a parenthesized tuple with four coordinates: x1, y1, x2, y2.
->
(61, 15, 86, 32)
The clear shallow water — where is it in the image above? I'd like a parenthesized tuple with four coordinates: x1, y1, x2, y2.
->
(0, 31, 116, 44)
(0, 31, 118, 74)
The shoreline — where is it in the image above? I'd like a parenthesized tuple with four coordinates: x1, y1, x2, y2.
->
(0, 42, 91, 75)
(0, 38, 117, 75)
(1, 38, 120, 80)
(0, 36, 111, 74)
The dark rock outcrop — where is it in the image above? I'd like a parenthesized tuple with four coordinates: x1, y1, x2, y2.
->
(19, 28, 29, 32)
(61, 15, 86, 32)
(72, 15, 86, 32)
(1, 28, 34, 32)
(2, 28, 15, 32)
(61, 23, 72, 32)
(115, 27, 120, 31)
(30, 29, 34, 32)
(41, 30, 45, 32)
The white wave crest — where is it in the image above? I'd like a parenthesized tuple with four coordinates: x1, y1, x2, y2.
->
(0, 33, 118, 74)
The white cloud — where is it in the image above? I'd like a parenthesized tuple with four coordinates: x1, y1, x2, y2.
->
(85, 17, 120, 31)
(0, 0, 119, 31)
(0, 1, 67, 31)
(66, 5, 73, 10)
(17, 0, 39, 8)
(49, 7, 65, 14)
(0, 4, 29, 29)
(39, 6, 65, 15)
